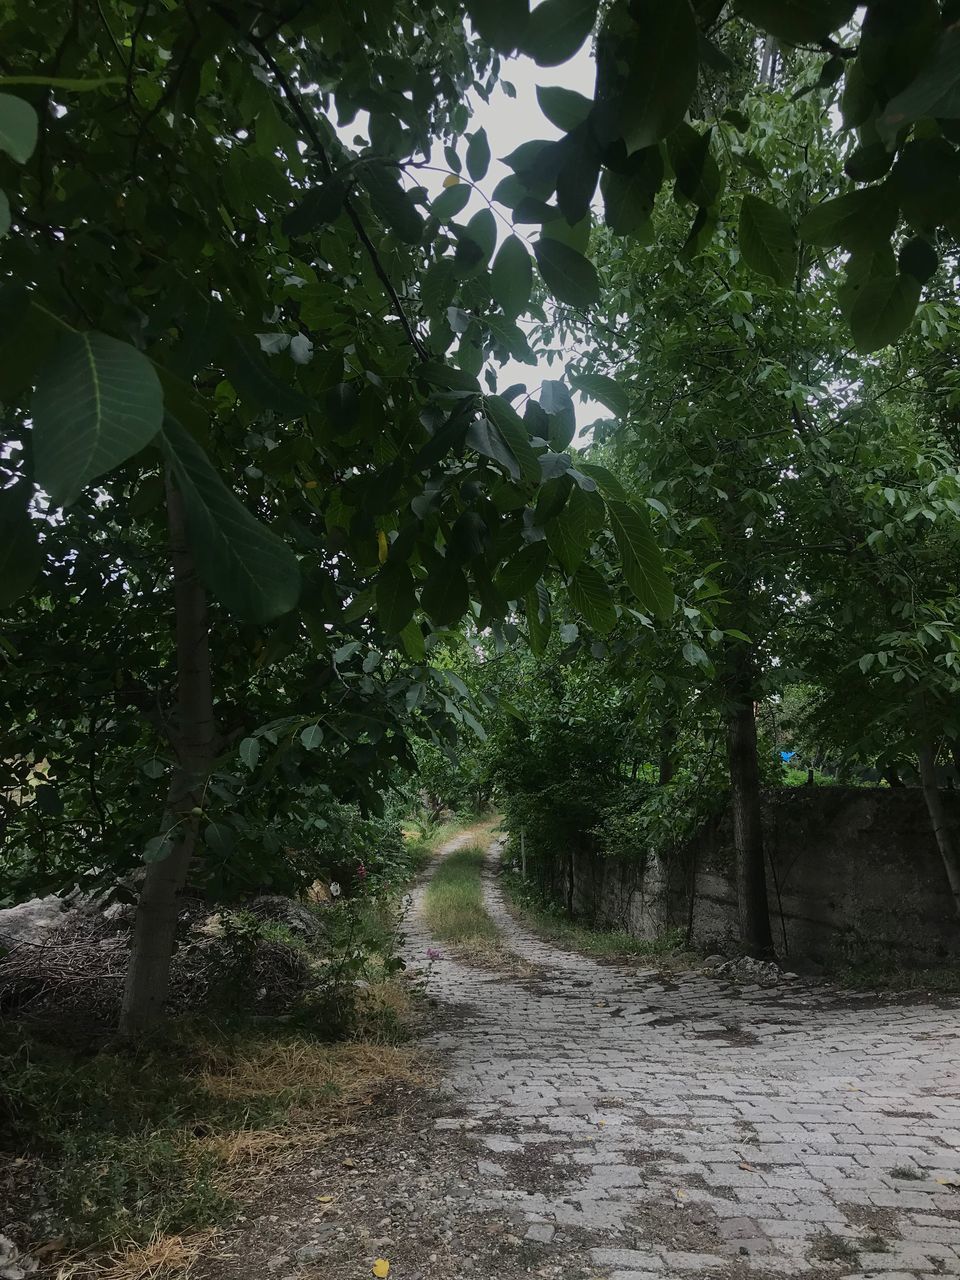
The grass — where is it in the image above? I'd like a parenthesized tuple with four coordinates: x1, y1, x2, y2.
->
(832, 957, 960, 995)
(0, 1020, 428, 1273)
(502, 868, 691, 963)
(423, 841, 500, 945)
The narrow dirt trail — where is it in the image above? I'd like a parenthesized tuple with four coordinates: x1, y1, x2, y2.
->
(404, 833, 960, 1279)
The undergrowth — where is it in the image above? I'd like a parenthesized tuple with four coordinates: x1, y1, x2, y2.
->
(501, 867, 690, 962)
(423, 841, 499, 945)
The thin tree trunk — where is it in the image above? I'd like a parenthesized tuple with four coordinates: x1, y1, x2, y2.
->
(882, 766, 903, 788)
(726, 655, 775, 959)
(119, 470, 215, 1037)
(918, 739, 960, 919)
(658, 721, 677, 785)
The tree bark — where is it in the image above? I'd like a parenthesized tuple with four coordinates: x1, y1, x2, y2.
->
(881, 766, 903, 788)
(119, 470, 215, 1037)
(725, 655, 775, 959)
(918, 739, 960, 919)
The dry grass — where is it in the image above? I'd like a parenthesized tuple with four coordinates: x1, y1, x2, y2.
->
(54, 1230, 219, 1280)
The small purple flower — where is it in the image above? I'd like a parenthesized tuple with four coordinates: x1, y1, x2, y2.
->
(426, 947, 443, 961)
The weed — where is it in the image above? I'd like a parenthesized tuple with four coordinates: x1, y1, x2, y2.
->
(810, 1232, 860, 1264)
(890, 1164, 926, 1180)
(423, 842, 500, 945)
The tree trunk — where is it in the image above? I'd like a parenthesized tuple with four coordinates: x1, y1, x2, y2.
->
(658, 721, 677, 785)
(119, 470, 215, 1037)
(726, 658, 775, 959)
(882, 766, 903, 788)
(918, 739, 960, 919)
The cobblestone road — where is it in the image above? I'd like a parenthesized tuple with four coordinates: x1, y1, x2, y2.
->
(406, 835, 960, 1279)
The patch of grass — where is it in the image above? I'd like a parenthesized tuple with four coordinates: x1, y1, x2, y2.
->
(832, 958, 960, 994)
(502, 869, 691, 962)
(890, 1163, 926, 1180)
(0, 1021, 427, 1265)
(402, 817, 475, 878)
(810, 1232, 860, 1264)
(423, 842, 500, 945)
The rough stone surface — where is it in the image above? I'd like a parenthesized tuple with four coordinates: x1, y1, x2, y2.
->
(543, 787, 960, 965)
(0, 897, 66, 949)
(404, 835, 960, 1279)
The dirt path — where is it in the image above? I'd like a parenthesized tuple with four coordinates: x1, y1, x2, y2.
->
(201, 832, 960, 1280)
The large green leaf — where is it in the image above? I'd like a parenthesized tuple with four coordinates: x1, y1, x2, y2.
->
(486, 395, 541, 484)
(0, 94, 38, 163)
(798, 184, 899, 252)
(466, 0, 530, 53)
(0, 515, 42, 606)
(536, 86, 593, 132)
(849, 273, 921, 353)
(880, 26, 960, 139)
(359, 164, 424, 243)
(421, 558, 470, 626)
(534, 238, 600, 307)
(522, 0, 597, 67)
(545, 485, 598, 572)
(161, 416, 301, 622)
(738, 195, 795, 286)
(431, 183, 471, 221)
(570, 371, 630, 417)
(495, 541, 550, 599)
(568, 563, 616, 633)
(600, 167, 657, 236)
(32, 332, 164, 505)
(734, 0, 856, 44)
(282, 177, 346, 236)
(606, 498, 673, 617)
(491, 235, 533, 319)
(617, 0, 699, 153)
(466, 128, 491, 181)
(376, 559, 416, 633)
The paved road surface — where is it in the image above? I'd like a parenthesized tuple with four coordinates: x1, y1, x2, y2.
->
(405, 835, 960, 1279)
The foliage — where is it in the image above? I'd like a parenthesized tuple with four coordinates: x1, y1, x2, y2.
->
(422, 841, 500, 945)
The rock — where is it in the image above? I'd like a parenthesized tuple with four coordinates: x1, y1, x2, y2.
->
(247, 895, 324, 940)
(0, 1235, 38, 1280)
(703, 954, 725, 969)
(0, 898, 67, 949)
(525, 1223, 556, 1244)
(294, 1244, 326, 1263)
(266, 1254, 290, 1272)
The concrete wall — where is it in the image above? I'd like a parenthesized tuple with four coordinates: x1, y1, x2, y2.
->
(540, 788, 960, 966)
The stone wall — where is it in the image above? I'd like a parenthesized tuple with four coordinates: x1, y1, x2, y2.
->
(538, 787, 960, 966)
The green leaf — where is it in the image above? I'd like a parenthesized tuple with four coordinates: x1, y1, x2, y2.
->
(491, 235, 533, 319)
(421, 559, 470, 626)
(466, 417, 521, 479)
(0, 94, 38, 163)
(32, 332, 164, 505)
(546, 486, 597, 572)
(522, 0, 597, 67)
(239, 737, 260, 770)
(570, 372, 629, 417)
(144, 833, 174, 863)
(600, 166, 657, 236)
(466, 0, 530, 53)
(576, 461, 629, 500)
(0, 516, 42, 606)
(667, 122, 721, 208)
(798, 185, 899, 252)
(419, 360, 481, 394)
(733, 0, 856, 44)
(536, 85, 593, 132)
(533, 238, 600, 307)
(359, 164, 424, 243)
(525, 582, 552, 654)
(849, 273, 921, 353)
(161, 416, 301, 622)
(568, 563, 616, 633)
(616, 0, 699, 152)
(300, 724, 324, 750)
(466, 128, 491, 181)
(399, 619, 426, 661)
(738, 195, 795, 286)
(485, 396, 541, 483)
(376, 558, 416, 633)
(606, 498, 673, 618)
(899, 237, 938, 284)
(431, 183, 471, 221)
(282, 177, 346, 235)
(880, 26, 960, 139)
(495, 541, 550, 599)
